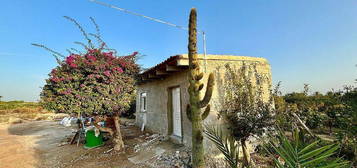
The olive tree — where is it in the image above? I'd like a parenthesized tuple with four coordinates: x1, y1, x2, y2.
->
(217, 63, 274, 166)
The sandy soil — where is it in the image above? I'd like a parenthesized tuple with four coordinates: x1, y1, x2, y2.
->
(0, 123, 38, 168)
(0, 120, 173, 168)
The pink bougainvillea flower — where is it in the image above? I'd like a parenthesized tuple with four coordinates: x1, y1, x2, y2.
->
(86, 55, 97, 62)
(104, 70, 111, 77)
(83, 59, 90, 65)
(112, 67, 123, 73)
(80, 84, 85, 87)
(103, 52, 114, 60)
(65, 54, 80, 68)
(99, 64, 106, 70)
(50, 77, 60, 83)
(59, 88, 72, 95)
(132, 51, 138, 56)
(88, 49, 98, 54)
(69, 63, 78, 68)
(118, 59, 127, 68)
(88, 74, 94, 79)
(65, 54, 76, 65)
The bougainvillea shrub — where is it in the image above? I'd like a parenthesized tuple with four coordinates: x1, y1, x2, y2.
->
(41, 48, 140, 115)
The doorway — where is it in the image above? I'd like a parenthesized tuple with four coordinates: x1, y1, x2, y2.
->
(171, 87, 182, 137)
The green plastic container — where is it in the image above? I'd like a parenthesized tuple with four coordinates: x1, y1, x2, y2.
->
(84, 130, 103, 149)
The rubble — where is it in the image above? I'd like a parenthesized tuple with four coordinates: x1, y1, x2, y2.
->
(156, 148, 192, 168)
(133, 133, 164, 152)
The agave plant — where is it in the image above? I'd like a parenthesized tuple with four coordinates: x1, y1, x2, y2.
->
(264, 128, 350, 168)
(204, 124, 241, 168)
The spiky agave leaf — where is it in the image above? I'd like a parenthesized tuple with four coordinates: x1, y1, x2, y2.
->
(204, 124, 240, 168)
(264, 128, 350, 168)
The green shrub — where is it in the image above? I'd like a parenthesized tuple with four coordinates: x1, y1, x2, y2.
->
(264, 128, 350, 168)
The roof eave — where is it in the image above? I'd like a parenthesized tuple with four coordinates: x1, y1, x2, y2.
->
(138, 55, 189, 84)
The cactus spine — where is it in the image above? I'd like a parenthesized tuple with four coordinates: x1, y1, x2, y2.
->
(186, 8, 215, 168)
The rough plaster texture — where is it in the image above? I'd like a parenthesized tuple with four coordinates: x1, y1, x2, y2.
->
(136, 54, 272, 150)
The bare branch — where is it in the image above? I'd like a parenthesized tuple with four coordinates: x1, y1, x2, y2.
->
(64, 16, 94, 49)
(31, 43, 65, 58)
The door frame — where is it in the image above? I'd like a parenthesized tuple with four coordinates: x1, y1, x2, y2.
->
(167, 85, 183, 140)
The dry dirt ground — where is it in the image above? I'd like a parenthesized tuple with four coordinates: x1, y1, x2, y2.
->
(0, 120, 186, 168)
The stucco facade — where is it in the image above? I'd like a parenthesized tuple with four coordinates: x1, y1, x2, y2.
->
(135, 54, 272, 148)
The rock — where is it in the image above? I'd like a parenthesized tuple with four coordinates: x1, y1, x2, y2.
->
(57, 142, 68, 147)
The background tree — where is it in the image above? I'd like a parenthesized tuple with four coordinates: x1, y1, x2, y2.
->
(217, 63, 274, 166)
(273, 83, 357, 165)
(33, 16, 140, 151)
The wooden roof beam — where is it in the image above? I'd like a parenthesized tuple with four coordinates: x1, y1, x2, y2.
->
(176, 59, 189, 66)
(148, 73, 160, 79)
(166, 65, 180, 72)
(156, 70, 169, 76)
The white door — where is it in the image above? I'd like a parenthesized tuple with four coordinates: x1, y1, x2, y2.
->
(172, 87, 182, 137)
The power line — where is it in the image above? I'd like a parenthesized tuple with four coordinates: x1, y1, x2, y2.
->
(89, 0, 208, 71)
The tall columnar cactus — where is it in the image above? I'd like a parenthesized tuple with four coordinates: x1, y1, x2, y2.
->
(186, 8, 215, 168)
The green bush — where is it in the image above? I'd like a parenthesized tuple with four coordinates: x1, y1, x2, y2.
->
(264, 128, 350, 168)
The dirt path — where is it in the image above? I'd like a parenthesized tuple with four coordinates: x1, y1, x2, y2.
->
(0, 121, 140, 168)
(0, 123, 38, 168)
(0, 120, 185, 168)
(0, 121, 76, 168)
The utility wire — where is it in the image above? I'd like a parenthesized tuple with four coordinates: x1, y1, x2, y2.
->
(89, 0, 204, 33)
(89, 0, 208, 71)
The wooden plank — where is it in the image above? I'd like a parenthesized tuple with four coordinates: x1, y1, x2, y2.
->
(156, 70, 169, 75)
(176, 59, 189, 66)
(166, 65, 181, 72)
(70, 131, 79, 144)
(148, 73, 159, 79)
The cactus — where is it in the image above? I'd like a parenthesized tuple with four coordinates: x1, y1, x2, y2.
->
(186, 8, 215, 168)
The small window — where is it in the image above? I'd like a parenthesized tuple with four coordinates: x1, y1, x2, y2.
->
(140, 92, 147, 112)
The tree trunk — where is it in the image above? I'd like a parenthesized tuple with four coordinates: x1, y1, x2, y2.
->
(113, 115, 124, 151)
(241, 139, 251, 167)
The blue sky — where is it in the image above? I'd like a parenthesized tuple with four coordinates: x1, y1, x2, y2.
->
(0, 0, 357, 101)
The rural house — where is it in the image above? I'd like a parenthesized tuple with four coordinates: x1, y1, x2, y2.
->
(135, 54, 272, 147)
